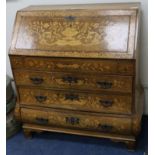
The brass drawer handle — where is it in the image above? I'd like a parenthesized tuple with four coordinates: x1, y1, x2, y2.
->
(30, 77, 44, 84)
(98, 124, 113, 132)
(97, 81, 112, 89)
(35, 96, 47, 103)
(35, 117, 48, 125)
(65, 94, 79, 101)
(62, 76, 78, 84)
(66, 117, 80, 125)
(99, 100, 113, 107)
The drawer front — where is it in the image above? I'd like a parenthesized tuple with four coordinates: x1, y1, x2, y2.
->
(14, 70, 133, 93)
(19, 87, 132, 114)
(10, 56, 134, 75)
(21, 108, 132, 134)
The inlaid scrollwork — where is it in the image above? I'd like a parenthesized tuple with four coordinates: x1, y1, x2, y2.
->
(21, 108, 132, 134)
(19, 88, 132, 114)
(14, 70, 133, 93)
(18, 16, 110, 50)
(16, 15, 130, 53)
(10, 56, 134, 75)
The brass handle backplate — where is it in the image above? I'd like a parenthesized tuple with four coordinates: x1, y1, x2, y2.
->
(35, 96, 47, 103)
(62, 76, 78, 84)
(35, 117, 48, 125)
(65, 94, 79, 101)
(66, 117, 80, 125)
(99, 100, 113, 107)
(30, 77, 44, 85)
(98, 124, 113, 132)
(97, 81, 112, 89)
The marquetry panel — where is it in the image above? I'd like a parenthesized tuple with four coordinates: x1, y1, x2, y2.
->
(21, 108, 132, 134)
(16, 15, 130, 53)
(10, 56, 134, 75)
(19, 87, 132, 114)
(14, 70, 133, 93)
(10, 56, 24, 68)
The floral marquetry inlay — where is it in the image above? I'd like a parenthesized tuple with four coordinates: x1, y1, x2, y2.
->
(14, 70, 133, 93)
(21, 108, 132, 134)
(19, 88, 132, 114)
(16, 15, 130, 52)
(11, 56, 134, 75)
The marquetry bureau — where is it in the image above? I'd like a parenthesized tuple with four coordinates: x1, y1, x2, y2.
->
(9, 3, 143, 150)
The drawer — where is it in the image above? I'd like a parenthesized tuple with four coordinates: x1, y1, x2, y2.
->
(19, 87, 132, 114)
(10, 56, 134, 75)
(21, 108, 132, 134)
(14, 70, 133, 93)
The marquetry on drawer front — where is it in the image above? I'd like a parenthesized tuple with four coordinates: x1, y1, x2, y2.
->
(19, 87, 132, 114)
(21, 108, 132, 135)
(10, 56, 135, 75)
(14, 70, 133, 93)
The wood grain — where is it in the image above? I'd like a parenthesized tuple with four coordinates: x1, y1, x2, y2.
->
(10, 56, 135, 75)
(9, 3, 139, 59)
(14, 70, 133, 93)
(9, 3, 142, 150)
(19, 87, 132, 114)
(21, 107, 132, 134)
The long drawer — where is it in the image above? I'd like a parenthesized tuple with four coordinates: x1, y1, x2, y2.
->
(14, 70, 133, 93)
(21, 108, 132, 135)
(10, 56, 135, 75)
(19, 87, 132, 114)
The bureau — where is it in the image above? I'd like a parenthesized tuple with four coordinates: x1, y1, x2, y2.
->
(9, 3, 143, 150)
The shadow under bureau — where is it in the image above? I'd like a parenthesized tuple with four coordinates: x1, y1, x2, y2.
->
(9, 3, 143, 150)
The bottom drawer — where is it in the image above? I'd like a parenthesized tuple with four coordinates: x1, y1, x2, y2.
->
(21, 108, 132, 135)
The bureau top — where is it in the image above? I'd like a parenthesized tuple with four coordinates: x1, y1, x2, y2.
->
(21, 3, 140, 11)
(9, 3, 140, 59)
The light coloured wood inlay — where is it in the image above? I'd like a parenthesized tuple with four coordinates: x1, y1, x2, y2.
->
(10, 56, 134, 75)
(21, 108, 132, 134)
(16, 16, 130, 53)
(14, 70, 133, 93)
(19, 87, 132, 114)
